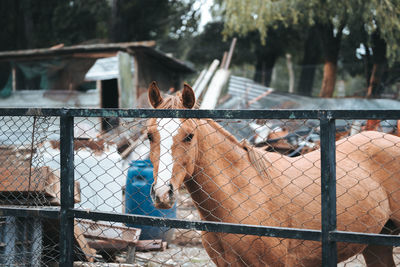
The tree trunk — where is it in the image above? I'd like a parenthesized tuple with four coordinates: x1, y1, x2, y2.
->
(286, 54, 294, 93)
(319, 61, 337, 97)
(366, 31, 387, 98)
(22, 1, 34, 48)
(254, 53, 277, 87)
(110, 0, 122, 42)
(318, 22, 344, 98)
(297, 26, 321, 96)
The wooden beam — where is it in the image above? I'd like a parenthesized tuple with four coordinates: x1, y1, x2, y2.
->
(71, 52, 118, 59)
(74, 222, 96, 263)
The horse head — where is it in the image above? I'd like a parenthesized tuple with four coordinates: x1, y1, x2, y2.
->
(147, 82, 198, 209)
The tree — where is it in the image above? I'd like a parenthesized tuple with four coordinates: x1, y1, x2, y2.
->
(52, 0, 110, 46)
(187, 22, 255, 69)
(157, 0, 201, 60)
(0, 0, 110, 50)
(223, 0, 400, 97)
(0, 0, 110, 89)
(110, 0, 200, 60)
(366, 31, 387, 98)
(187, 21, 300, 88)
(297, 26, 322, 96)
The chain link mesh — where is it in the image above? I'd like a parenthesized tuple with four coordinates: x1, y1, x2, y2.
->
(0, 114, 399, 266)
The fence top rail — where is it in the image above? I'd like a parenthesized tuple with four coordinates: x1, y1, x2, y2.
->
(0, 108, 400, 120)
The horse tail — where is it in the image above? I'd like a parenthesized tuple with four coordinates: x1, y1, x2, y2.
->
(240, 139, 272, 179)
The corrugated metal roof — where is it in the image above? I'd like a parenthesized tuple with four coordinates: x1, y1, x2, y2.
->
(228, 75, 273, 100)
(85, 54, 135, 81)
(223, 75, 400, 110)
(221, 75, 400, 141)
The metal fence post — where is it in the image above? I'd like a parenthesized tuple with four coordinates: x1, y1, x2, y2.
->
(320, 115, 337, 266)
(60, 115, 75, 267)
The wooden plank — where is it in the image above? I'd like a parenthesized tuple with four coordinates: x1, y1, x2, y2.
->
(136, 239, 167, 252)
(0, 166, 53, 195)
(86, 239, 132, 251)
(74, 262, 137, 267)
(0, 41, 157, 61)
(48, 174, 81, 205)
(71, 52, 117, 58)
(76, 219, 140, 244)
(74, 222, 96, 263)
(0, 167, 80, 205)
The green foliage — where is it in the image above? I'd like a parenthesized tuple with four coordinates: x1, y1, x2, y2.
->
(111, 0, 199, 44)
(187, 22, 244, 67)
(224, 0, 400, 63)
(156, 0, 201, 59)
(52, 0, 110, 45)
(0, 0, 110, 50)
(0, 0, 200, 54)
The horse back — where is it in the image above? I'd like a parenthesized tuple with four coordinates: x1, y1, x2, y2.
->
(337, 131, 400, 224)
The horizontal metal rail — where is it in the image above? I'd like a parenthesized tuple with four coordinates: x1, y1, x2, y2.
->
(1, 206, 399, 247)
(0, 206, 60, 219)
(0, 107, 400, 120)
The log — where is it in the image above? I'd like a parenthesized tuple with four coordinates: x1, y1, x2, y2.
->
(194, 59, 220, 99)
(192, 69, 207, 92)
(199, 69, 230, 109)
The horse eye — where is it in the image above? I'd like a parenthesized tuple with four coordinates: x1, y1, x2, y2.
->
(147, 133, 153, 142)
(183, 133, 194, 142)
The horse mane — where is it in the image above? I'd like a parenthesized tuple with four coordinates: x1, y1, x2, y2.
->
(205, 119, 272, 180)
(156, 92, 271, 179)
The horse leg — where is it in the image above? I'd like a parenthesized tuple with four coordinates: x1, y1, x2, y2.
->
(202, 232, 229, 266)
(362, 245, 394, 267)
(362, 220, 398, 267)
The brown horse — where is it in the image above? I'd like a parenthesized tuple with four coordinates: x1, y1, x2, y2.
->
(146, 81, 400, 266)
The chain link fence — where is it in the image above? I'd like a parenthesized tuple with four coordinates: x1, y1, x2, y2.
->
(0, 108, 399, 266)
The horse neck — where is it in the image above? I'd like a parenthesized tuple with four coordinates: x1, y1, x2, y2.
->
(184, 119, 274, 221)
(193, 119, 246, 173)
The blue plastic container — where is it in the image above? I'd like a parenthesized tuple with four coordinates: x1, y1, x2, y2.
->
(125, 160, 176, 241)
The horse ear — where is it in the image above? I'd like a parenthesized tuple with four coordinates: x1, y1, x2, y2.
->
(148, 81, 163, 108)
(181, 83, 195, 109)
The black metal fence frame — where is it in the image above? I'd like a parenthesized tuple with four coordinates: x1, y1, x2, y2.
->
(1, 108, 400, 267)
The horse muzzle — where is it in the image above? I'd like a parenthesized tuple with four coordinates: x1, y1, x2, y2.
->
(150, 183, 176, 209)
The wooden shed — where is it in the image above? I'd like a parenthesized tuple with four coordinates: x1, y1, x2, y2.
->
(0, 41, 195, 112)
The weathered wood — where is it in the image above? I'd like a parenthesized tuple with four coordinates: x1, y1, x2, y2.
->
(194, 59, 220, 99)
(0, 41, 156, 61)
(76, 219, 141, 262)
(74, 262, 137, 267)
(136, 240, 167, 252)
(71, 52, 118, 59)
(76, 220, 140, 244)
(86, 239, 133, 251)
(224, 38, 237, 70)
(0, 166, 55, 195)
(74, 222, 96, 263)
(0, 166, 80, 205)
(200, 68, 230, 109)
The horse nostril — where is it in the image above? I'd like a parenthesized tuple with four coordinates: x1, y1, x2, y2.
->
(150, 184, 156, 201)
(168, 183, 174, 197)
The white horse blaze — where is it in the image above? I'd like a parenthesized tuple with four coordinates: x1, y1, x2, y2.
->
(155, 118, 180, 198)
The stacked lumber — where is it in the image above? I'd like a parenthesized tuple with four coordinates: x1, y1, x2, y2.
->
(0, 165, 80, 205)
(76, 219, 141, 262)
